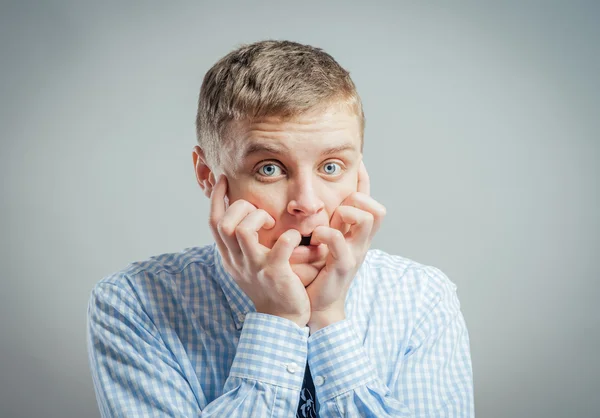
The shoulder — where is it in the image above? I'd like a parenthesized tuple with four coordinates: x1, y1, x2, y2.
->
(362, 248, 459, 311)
(88, 243, 218, 309)
(364, 248, 457, 291)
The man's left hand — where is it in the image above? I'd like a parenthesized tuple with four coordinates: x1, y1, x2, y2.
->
(306, 160, 386, 334)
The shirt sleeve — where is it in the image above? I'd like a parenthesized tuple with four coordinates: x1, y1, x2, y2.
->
(306, 267, 474, 417)
(87, 282, 309, 417)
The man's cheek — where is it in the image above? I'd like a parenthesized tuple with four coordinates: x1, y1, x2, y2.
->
(257, 229, 273, 248)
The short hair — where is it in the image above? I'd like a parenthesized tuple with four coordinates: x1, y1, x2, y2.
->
(195, 40, 365, 168)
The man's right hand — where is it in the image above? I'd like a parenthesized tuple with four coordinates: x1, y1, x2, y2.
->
(209, 174, 311, 328)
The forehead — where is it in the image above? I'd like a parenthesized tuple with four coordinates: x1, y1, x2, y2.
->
(225, 105, 362, 162)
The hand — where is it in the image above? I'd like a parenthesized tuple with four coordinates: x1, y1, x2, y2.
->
(209, 175, 311, 328)
(305, 160, 386, 332)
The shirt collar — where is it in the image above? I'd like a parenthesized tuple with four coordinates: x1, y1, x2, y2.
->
(212, 243, 255, 330)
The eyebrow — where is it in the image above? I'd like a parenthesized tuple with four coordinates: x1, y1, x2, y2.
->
(243, 141, 357, 159)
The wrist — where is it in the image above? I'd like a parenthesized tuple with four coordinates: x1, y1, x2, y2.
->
(307, 309, 346, 335)
(262, 312, 307, 328)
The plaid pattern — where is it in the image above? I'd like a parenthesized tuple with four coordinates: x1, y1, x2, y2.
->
(87, 243, 474, 417)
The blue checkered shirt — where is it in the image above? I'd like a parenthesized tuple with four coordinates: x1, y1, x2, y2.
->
(87, 243, 474, 417)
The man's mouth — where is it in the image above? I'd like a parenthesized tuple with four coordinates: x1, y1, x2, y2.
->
(299, 234, 312, 246)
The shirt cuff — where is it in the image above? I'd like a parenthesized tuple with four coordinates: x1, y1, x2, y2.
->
(228, 312, 309, 390)
(307, 319, 378, 402)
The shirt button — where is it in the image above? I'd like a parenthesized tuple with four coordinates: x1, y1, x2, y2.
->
(286, 362, 299, 374)
(314, 376, 325, 386)
(237, 313, 245, 323)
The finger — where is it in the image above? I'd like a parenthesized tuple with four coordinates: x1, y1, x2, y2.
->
(217, 199, 258, 259)
(337, 192, 386, 240)
(268, 229, 302, 265)
(329, 212, 351, 237)
(357, 159, 370, 196)
(329, 205, 373, 245)
(310, 226, 353, 265)
(209, 175, 228, 259)
(235, 209, 275, 263)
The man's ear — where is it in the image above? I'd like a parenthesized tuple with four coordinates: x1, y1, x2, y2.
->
(192, 146, 217, 198)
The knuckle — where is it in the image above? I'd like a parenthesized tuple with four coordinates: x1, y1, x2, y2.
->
(209, 211, 221, 226)
(218, 221, 235, 236)
(235, 225, 252, 239)
(240, 200, 257, 211)
(333, 229, 345, 241)
(256, 209, 271, 223)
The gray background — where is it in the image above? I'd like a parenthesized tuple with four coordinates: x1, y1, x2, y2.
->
(1, 1, 598, 417)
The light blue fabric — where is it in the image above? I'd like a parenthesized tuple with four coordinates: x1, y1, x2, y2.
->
(87, 243, 474, 417)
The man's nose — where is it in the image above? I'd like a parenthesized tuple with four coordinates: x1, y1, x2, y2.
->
(287, 176, 325, 217)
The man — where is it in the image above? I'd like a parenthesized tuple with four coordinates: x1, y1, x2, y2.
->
(87, 40, 474, 417)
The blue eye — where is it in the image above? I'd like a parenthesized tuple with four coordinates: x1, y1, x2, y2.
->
(258, 163, 283, 177)
(322, 162, 341, 175)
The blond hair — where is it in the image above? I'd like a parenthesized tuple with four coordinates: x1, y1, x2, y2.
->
(195, 40, 365, 168)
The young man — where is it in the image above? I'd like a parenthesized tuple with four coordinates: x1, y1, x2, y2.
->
(87, 40, 474, 417)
